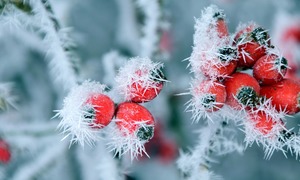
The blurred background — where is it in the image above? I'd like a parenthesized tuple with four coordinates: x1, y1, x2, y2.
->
(0, 0, 300, 179)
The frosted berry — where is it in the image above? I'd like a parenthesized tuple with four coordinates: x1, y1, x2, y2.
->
(83, 94, 115, 128)
(192, 80, 226, 112)
(253, 54, 288, 85)
(224, 72, 260, 109)
(201, 46, 238, 78)
(0, 139, 11, 164)
(116, 102, 155, 142)
(213, 11, 229, 38)
(234, 24, 271, 68)
(248, 110, 283, 135)
(260, 79, 300, 114)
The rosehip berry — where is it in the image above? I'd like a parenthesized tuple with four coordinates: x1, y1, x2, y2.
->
(213, 11, 229, 38)
(260, 79, 300, 114)
(224, 72, 260, 109)
(248, 111, 283, 135)
(201, 46, 238, 78)
(83, 94, 115, 128)
(0, 139, 11, 164)
(116, 102, 155, 142)
(282, 25, 300, 42)
(234, 24, 271, 68)
(192, 80, 226, 112)
(253, 54, 288, 85)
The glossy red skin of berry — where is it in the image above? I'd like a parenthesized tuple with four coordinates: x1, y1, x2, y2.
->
(195, 81, 226, 112)
(237, 42, 266, 68)
(224, 72, 260, 109)
(248, 111, 282, 135)
(0, 140, 11, 164)
(253, 54, 287, 85)
(260, 79, 300, 114)
(116, 102, 155, 134)
(216, 19, 229, 38)
(201, 60, 237, 78)
(130, 82, 164, 103)
(86, 94, 115, 128)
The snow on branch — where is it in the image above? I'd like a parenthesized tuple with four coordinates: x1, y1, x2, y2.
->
(135, 0, 161, 57)
(29, 0, 79, 91)
(0, 83, 16, 112)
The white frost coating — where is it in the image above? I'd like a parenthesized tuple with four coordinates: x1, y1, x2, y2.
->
(115, 57, 166, 101)
(136, 0, 161, 57)
(11, 141, 67, 180)
(106, 120, 153, 161)
(0, 83, 16, 111)
(56, 80, 107, 146)
(189, 5, 235, 78)
(30, 0, 78, 91)
(177, 122, 242, 180)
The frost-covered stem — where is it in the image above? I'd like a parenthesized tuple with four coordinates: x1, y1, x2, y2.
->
(11, 141, 68, 180)
(31, 0, 78, 91)
(0, 121, 57, 137)
(135, 0, 161, 57)
(0, 83, 16, 111)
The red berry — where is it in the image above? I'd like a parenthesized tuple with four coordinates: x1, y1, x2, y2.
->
(201, 46, 238, 78)
(282, 25, 300, 42)
(213, 11, 229, 38)
(123, 65, 165, 103)
(0, 140, 11, 164)
(116, 102, 155, 141)
(192, 80, 226, 112)
(253, 54, 288, 85)
(224, 72, 260, 109)
(260, 79, 300, 114)
(234, 25, 271, 68)
(84, 94, 115, 128)
(248, 111, 282, 135)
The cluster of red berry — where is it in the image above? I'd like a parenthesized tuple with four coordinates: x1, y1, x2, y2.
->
(0, 139, 11, 164)
(189, 5, 300, 136)
(59, 57, 166, 157)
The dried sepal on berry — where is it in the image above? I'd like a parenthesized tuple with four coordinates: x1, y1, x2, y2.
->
(253, 50, 288, 85)
(115, 57, 166, 103)
(56, 80, 113, 146)
(224, 72, 260, 109)
(107, 102, 155, 160)
(186, 79, 226, 122)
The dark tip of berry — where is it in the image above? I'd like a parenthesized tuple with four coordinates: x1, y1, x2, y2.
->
(250, 27, 270, 46)
(236, 87, 258, 106)
(83, 106, 96, 122)
(150, 66, 167, 83)
(137, 125, 154, 142)
(279, 130, 296, 142)
(218, 46, 238, 62)
(275, 57, 288, 70)
(201, 95, 216, 109)
(213, 11, 225, 20)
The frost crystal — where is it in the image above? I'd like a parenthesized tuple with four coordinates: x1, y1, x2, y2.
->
(56, 80, 108, 146)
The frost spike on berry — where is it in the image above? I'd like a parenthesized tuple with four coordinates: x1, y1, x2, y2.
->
(108, 102, 155, 159)
(115, 57, 166, 103)
(253, 54, 288, 85)
(187, 79, 226, 122)
(56, 81, 111, 146)
(0, 139, 11, 164)
(260, 79, 300, 114)
(224, 72, 260, 109)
